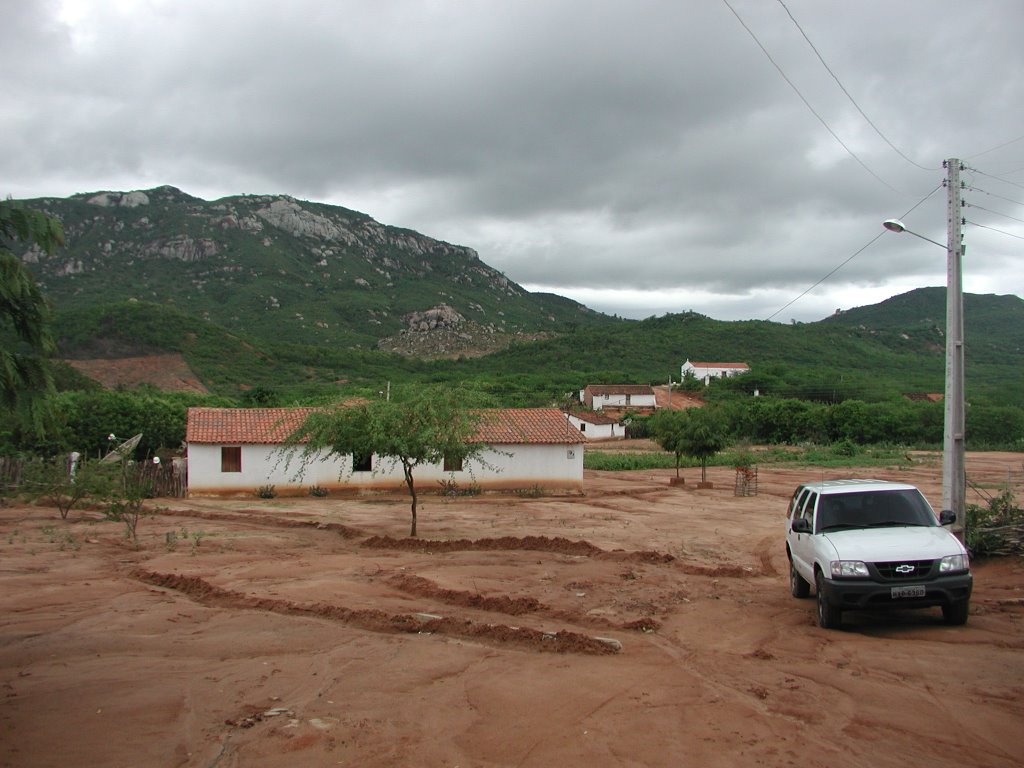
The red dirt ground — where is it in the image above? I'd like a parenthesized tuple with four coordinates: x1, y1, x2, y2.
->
(1, 452, 1022, 767)
(62, 354, 209, 393)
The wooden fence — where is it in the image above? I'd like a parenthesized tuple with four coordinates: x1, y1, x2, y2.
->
(0, 455, 187, 498)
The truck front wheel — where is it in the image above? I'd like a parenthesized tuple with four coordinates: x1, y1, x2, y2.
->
(815, 571, 842, 629)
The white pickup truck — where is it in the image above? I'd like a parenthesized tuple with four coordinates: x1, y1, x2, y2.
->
(785, 479, 973, 629)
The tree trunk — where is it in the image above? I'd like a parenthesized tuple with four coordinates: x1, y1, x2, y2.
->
(402, 460, 418, 537)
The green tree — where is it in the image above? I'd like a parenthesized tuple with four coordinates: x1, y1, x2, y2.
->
(285, 385, 491, 536)
(650, 409, 690, 479)
(0, 202, 63, 438)
(653, 407, 728, 484)
(652, 407, 729, 482)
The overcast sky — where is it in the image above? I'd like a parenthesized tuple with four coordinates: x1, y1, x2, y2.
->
(4, 0, 1022, 322)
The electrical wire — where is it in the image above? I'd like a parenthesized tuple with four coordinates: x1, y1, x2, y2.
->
(775, 0, 938, 172)
(964, 185, 1024, 209)
(965, 132, 1024, 161)
(971, 168, 1024, 192)
(763, 184, 944, 322)
(721, 0, 902, 195)
(966, 220, 1024, 241)
(965, 203, 1024, 227)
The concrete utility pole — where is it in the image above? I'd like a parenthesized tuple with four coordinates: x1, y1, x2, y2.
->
(944, 158, 966, 542)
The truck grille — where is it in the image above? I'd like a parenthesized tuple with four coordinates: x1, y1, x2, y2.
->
(874, 559, 936, 580)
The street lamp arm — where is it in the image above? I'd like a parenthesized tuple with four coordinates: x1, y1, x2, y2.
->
(881, 219, 947, 250)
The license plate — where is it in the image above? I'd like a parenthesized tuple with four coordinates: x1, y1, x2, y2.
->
(891, 585, 926, 599)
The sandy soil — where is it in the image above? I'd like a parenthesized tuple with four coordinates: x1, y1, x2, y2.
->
(2, 452, 1023, 767)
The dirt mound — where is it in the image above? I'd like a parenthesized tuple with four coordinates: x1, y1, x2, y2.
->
(132, 569, 618, 655)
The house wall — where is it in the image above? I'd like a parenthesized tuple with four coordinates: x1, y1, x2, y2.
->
(681, 363, 748, 385)
(566, 416, 620, 440)
(586, 392, 657, 411)
(187, 443, 583, 496)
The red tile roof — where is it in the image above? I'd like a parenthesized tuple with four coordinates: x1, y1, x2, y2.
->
(473, 408, 586, 444)
(566, 410, 620, 425)
(186, 407, 585, 446)
(186, 407, 316, 444)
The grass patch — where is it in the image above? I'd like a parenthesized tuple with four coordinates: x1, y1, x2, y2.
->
(583, 444, 921, 471)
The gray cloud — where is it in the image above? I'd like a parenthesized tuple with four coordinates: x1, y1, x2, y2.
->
(3, 0, 1022, 321)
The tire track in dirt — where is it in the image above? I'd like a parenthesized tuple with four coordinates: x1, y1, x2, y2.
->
(131, 569, 620, 655)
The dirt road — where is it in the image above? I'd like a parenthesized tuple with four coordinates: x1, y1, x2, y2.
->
(1, 453, 1022, 767)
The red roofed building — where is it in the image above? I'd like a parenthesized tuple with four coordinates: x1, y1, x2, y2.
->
(185, 407, 585, 497)
(680, 359, 750, 385)
(579, 384, 657, 416)
(564, 410, 625, 440)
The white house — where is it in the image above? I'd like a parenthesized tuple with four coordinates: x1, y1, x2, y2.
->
(185, 406, 585, 497)
(680, 359, 750, 385)
(565, 410, 624, 440)
(579, 384, 657, 413)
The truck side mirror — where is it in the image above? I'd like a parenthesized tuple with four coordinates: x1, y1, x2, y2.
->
(938, 509, 956, 526)
(791, 518, 812, 534)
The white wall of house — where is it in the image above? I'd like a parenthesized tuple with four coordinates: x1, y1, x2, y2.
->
(590, 392, 657, 410)
(187, 443, 583, 496)
(681, 361, 749, 385)
(566, 415, 621, 440)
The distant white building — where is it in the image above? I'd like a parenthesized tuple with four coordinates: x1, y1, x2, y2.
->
(579, 384, 657, 413)
(681, 359, 750, 385)
(565, 410, 625, 440)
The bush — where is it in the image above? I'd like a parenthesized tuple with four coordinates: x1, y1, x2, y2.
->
(102, 465, 153, 543)
(20, 456, 117, 519)
(255, 484, 277, 499)
(967, 491, 1023, 557)
(308, 485, 329, 497)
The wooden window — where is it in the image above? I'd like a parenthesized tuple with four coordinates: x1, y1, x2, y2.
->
(353, 453, 372, 472)
(443, 453, 464, 472)
(221, 446, 242, 473)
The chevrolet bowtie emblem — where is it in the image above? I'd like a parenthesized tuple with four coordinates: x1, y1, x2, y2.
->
(895, 564, 915, 574)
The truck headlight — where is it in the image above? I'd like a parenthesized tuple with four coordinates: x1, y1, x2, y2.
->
(939, 554, 969, 573)
(830, 560, 869, 578)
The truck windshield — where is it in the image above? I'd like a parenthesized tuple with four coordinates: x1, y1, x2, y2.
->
(815, 490, 937, 533)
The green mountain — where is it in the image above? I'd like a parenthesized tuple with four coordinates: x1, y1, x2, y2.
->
(18, 186, 605, 352)
(10, 188, 1023, 406)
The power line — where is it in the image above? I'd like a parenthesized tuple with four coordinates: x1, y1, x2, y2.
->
(764, 184, 944, 322)
(775, 0, 938, 172)
(971, 168, 1024, 192)
(964, 185, 1024, 209)
(721, 0, 902, 195)
(965, 203, 1024, 227)
(965, 131, 1024, 161)
(966, 220, 1024, 241)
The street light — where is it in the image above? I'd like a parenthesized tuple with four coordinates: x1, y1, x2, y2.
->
(881, 168, 966, 544)
(882, 219, 946, 249)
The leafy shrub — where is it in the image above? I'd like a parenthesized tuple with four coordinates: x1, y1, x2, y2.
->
(308, 485, 329, 497)
(102, 468, 153, 543)
(20, 457, 117, 519)
(255, 484, 277, 499)
(438, 478, 481, 496)
(967, 491, 1023, 557)
(831, 438, 857, 457)
(514, 484, 546, 498)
